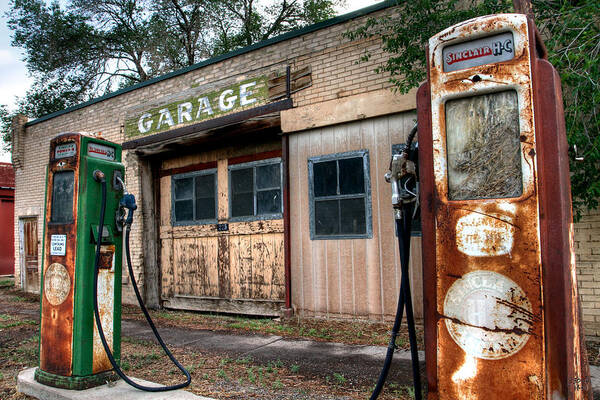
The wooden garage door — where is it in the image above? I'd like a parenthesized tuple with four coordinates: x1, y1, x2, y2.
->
(159, 147, 285, 316)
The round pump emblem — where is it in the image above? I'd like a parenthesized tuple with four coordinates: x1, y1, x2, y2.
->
(443, 270, 533, 360)
(44, 263, 71, 306)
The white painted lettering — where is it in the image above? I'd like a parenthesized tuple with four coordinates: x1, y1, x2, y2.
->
(239, 82, 257, 106)
(219, 89, 237, 111)
(157, 108, 174, 128)
(178, 102, 193, 124)
(138, 113, 154, 133)
(196, 97, 214, 118)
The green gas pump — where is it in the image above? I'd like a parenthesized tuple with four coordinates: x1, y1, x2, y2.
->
(36, 132, 191, 392)
(36, 133, 124, 389)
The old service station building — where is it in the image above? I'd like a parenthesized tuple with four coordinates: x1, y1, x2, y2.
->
(10, 2, 600, 338)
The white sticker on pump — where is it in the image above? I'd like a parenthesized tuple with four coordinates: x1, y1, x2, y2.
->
(55, 143, 77, 159)
(88, 143, 116, 160)
(50, 234, 67, 256)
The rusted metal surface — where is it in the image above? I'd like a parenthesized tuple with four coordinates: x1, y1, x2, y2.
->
(422, 14, 545, 399)
(92, 244, 115, 373)
(40, 133, 81, 376)
(531, 14, 591, 397)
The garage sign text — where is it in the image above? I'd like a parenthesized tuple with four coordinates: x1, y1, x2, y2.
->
(125, 76, 268, 138)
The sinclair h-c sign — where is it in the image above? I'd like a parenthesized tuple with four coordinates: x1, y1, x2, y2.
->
(124, 76, 269, 138)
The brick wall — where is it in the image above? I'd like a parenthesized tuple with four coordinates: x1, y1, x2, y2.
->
(575, 208, 600, 338)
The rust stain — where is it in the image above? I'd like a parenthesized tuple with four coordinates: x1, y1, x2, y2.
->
(40, 133, 81, 376)
(422, 14, 549, 400)
(93, 264, 114, 373)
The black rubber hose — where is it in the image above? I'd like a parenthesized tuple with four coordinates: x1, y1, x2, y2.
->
(401, 203, 421, 400)
(93, 177, 191, 392)
(369, 202, 421, 400)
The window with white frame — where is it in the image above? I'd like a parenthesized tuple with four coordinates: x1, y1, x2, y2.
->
(308, 150, 372, 239)
(229, 158, 283, 221)
(171, 169, 217, 225)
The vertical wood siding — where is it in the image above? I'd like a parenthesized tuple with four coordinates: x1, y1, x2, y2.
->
(289, 112, 423, 320)
(159, 139, 285, 305)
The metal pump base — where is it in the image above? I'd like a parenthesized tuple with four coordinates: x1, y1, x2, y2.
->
(34, 367, 118, 390)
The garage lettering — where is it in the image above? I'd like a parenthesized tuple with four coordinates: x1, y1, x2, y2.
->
(135, 80, 261, 135)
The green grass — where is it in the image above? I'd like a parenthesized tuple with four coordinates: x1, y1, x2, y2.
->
(0, 315, 37, 329)
(0, 279, 14, 287)
(272, 378, 284, 389)
(333, 372, 347, 384)
(216, 368, 228, 379)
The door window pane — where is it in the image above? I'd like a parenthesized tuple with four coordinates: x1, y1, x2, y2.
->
(231, 168, 253, 193)
(175, 200, 193, 221)
(257, 189, 281, 214)
(174, 177, 193, 199)
(172, 170, 216, 224)
(256, 164, 280, 189)
(229, 159, 282, 220)
(195, 197, 215, 220)
(231, 192, 254, 217)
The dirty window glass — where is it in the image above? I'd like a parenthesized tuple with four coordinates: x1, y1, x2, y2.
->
(445, 90, 522, 200)
(229, 159, 282, 220)
(172, 170, 216, 224)
(309, 152, 371, 239)
(51, 170, 74, 223)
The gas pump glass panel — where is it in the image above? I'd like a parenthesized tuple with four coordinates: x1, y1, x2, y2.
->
(445, 90, 522, 200)
(50, 170, 75, 223)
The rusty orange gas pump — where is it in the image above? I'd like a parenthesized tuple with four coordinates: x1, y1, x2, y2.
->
(417, 14, 590, 399)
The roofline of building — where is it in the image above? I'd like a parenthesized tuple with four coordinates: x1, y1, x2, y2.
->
(25, 0, 397, 128)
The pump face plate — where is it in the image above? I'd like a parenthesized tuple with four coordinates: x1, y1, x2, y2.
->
(443, 270, 533, 360)
(44, 263, 71, 306)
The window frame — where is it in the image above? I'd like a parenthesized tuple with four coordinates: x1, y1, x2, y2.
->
(171, 168, 218, 226)
(228, 157, 283, 223)
(308, 149, 373, 240)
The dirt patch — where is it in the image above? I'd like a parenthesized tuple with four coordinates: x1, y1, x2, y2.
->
(119, 337, 417, 399)
(0, 310, 38, 400)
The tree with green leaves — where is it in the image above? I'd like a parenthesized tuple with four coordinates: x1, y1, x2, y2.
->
(3, 0, 342, 122)
(346, 0, 599, 217)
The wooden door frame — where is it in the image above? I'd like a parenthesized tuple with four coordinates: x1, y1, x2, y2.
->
(137, 156, 161, 309)
(18, 216, 39, 292)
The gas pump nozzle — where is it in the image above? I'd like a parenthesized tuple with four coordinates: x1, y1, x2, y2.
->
(115, 176, 137, 227)
(384, 145, 418, 220)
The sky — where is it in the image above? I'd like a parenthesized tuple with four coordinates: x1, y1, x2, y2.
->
(0, 0, 379, 162)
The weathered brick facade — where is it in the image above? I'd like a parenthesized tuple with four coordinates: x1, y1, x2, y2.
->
(10, 3, 600, 337)
(11, 3, 397, 306)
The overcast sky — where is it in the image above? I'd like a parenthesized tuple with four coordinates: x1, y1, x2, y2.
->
(0, 0, 380, 162)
